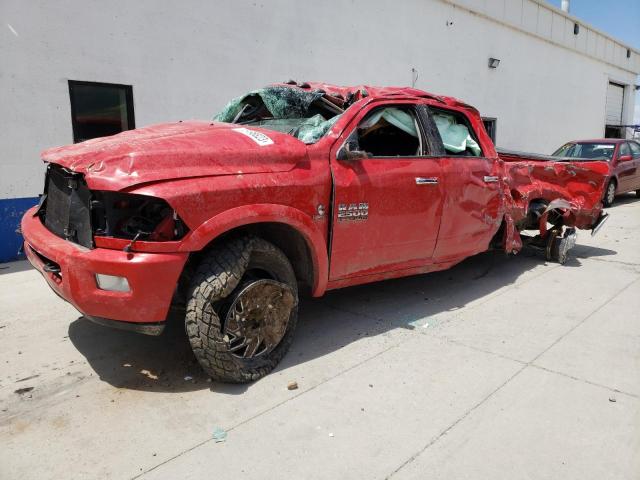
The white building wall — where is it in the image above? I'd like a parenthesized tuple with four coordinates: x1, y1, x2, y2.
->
(1, 0, 639, 202)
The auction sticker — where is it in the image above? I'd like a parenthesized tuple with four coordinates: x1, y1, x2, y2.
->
(232, 127, 274, 146)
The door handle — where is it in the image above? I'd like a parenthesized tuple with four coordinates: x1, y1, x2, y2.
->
(483, 176, 500, 183)
(415, 177, 439, 185)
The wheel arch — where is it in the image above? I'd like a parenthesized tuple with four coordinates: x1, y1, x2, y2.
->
(179, 204, 329, 296)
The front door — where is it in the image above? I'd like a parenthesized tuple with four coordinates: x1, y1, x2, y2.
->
(628, 141, 640, 191)
(329, 103, 445, 280)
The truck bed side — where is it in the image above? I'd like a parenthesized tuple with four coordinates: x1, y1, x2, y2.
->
(498, 148, 609, 231)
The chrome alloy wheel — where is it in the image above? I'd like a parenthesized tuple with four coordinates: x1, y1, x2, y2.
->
(606, 182, 616, 206)
(222, 279, 296, 359)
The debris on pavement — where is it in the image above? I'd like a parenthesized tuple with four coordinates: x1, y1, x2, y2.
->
(212, 427, 228, 443)
(287, 381, 298, 390)
(140, 369, 158, 380)
(14, 387, 34, 395)
(609, 396, 617, 403)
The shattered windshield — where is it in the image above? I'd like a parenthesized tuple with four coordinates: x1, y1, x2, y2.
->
(214, 85, 345, 144)
(552, 142, 615, 161)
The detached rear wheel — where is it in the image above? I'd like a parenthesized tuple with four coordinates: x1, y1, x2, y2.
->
(186, 236, 298, 383)
(603, 180, 616, 207)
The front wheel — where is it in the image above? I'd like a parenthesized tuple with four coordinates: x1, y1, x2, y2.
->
(603, 180, 616, 207)
(186, 236, 298, 383)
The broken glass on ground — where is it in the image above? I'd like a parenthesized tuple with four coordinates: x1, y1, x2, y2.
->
(212, 426, 228, 443)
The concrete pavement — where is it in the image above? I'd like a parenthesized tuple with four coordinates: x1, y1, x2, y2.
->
(1, 194, 639, 479)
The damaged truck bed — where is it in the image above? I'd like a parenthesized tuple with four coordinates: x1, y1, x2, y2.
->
(22, 81, 609, 383)
(499, 149, 609, 262)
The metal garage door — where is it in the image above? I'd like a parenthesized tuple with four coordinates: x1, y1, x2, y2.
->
(605, 82, 625, 138)
(605, 82, 624, 125)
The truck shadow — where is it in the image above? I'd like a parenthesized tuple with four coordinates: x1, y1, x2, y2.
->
(0, 260, 34, 275)
(68, 244, 616, 394)
(68, 313, 209, 393)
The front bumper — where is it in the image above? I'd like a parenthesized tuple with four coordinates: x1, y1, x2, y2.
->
(21, 207, 189, 325)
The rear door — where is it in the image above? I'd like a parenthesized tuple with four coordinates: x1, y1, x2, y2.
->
(628, 141, 640, 190)
(424, 106, 503, 262)
(615, 142, 635, 192)
(329, 101, 445, 280)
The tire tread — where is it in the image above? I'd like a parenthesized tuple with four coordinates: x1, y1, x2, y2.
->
(186, 236, 297, 383)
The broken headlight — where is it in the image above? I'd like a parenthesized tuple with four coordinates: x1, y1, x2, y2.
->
(91, 192, 187, 241)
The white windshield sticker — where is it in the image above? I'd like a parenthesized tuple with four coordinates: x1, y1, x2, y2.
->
(232, 127, 274, 146)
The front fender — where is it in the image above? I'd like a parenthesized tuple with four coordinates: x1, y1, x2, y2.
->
(179, 204, 329, 296)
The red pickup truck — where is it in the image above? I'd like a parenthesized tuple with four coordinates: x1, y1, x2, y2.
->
(22, 82, 609, 382)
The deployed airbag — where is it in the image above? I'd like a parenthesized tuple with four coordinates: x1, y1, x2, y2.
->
(433, 112, 481, 156)
(359, 108, 418, 138)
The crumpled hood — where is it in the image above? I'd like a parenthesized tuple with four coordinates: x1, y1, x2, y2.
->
(42, 121, 308, 190)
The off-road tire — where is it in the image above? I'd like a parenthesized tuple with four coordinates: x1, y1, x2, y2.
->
(636, 190, 640, 199)
(186, 236, 298, 383)
(603, 180, 616, 207)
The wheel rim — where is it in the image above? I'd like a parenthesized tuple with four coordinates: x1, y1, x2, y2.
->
(607, 183, 615, 204)
(222, 279, 296, 359)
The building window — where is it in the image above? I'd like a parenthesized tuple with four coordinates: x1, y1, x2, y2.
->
(482, 117, 497, 144)
(68, 81, 135, 143)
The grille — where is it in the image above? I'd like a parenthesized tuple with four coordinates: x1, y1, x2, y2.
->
(43, 165, 93, 248)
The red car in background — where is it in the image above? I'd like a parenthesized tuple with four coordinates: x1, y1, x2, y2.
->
(553, 139, 640, 206)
